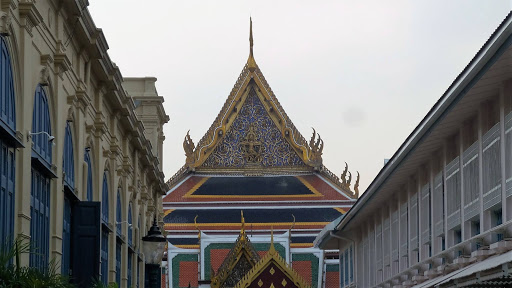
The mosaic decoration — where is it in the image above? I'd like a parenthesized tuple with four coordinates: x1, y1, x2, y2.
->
(202, 88, 306, 168)
(291, 254, 319, 288)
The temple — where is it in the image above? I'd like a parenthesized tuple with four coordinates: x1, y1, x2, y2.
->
(163, 19, 357, 288)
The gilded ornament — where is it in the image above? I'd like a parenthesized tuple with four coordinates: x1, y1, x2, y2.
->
(241, 123, 263, 164)
(354, 171, 360, 197)
(183, 130, 195, 165)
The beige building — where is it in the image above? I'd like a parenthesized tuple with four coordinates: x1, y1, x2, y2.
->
(0, 1, 168, 287)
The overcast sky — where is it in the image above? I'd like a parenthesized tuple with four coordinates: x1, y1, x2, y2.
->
(89, 1, 511, 194)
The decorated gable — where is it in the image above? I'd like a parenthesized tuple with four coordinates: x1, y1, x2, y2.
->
(202, 87, 306, 169)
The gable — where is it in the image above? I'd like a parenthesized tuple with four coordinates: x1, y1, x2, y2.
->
(202, 86, 306, 169)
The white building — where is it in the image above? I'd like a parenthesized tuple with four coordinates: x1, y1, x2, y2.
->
(316, 11, 512, 288)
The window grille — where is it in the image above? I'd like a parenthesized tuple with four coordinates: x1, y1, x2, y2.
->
(482, 123, 501, 210)
(399, 202, 408, 257)
(505, 112, 512, 198)
(420, 183, 431, 244)
(410, 194, 419, 251)
(463, 141, 480, 220)
(446, 157, 461, 230)
(433, 172, 444, 237)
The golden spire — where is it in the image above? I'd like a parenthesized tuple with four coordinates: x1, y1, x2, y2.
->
(241, 210, 246, 240)
(247, 17, 257, 72)
(269, 225, 276, 255)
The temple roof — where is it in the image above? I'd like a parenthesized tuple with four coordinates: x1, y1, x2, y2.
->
(163, 20, 358, 249)
(211, 212, 261, 288)
(166, 20, 360, 198)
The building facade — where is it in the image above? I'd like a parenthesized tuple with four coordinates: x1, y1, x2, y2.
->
(316, 12, 512, 288)
(162, 21, 357, 288)
(0, 1, 168, 287)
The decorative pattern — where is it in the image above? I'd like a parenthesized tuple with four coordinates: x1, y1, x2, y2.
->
(202, 88, 306, 168)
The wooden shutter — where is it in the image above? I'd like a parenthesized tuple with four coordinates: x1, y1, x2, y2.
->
(72, 201, 101, 288)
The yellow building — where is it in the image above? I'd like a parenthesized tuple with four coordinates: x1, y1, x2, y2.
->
(0, 1, 168, 287)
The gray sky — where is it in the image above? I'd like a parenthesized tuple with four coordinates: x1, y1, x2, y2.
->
(89, 1, 511, 194)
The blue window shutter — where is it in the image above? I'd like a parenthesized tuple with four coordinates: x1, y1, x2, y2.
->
(116, 240, 121, 286)
(72, 201, 101, 288)
(62, 195, 72, 276)
(0, 36, 16, 256)
(30, 84, 52, 271)
(32, 85, 52, 164)
(29, 168, 50, 270)
(101, 229, 109, 285)
(128, 204, 133, 247)
(0, 141, 15, 252)
(116, 189, 121, 236)
(63, 122, 74, 191)
(127, 251, 132, 287)
(102, 173, 108, 223)
(84, 151, 93, 201)
(0, 36, 15, 131)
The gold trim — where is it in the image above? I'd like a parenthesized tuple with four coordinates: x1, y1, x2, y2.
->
(295, 176, 322, 196)
(163, 209, 174, 217)
(164, 222, 330, 228)
(183, 177, 210, 198)
(174, 244, 200, 249)
(334, 207, 346, 214)
(185, 176, 322, 198)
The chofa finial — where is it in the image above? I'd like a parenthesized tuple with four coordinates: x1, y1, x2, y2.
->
(247, 17, 257, 71)
(249, 17, 253, 57)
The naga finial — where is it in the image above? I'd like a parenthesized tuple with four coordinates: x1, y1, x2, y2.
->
(347, 171, 352, 188)
(183, 130, 195, 164)
(354, 171, 360, 197)
(341, 162, 348, 186)
(308, 128, 324, 165)
(194, 215, 201, 240)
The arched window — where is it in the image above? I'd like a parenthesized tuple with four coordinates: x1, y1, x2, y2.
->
(115, 189, 122, 286)
(84, 150, 93, 201)
(0, 36, 15, 131)
(30, 84, 52, 270)
(63, 122, 74, 190)
(32, 85, 52, 163)
(61, 121, 75, 276)
(100, 172, 109, 285)
(0, 35, 16, 254)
